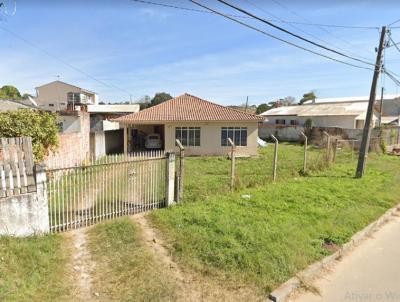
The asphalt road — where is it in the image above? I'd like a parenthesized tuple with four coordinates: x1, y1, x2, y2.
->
(291, 215, 400, 302)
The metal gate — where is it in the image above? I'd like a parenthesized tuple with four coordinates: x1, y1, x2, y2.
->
(46, 151, 168, 232)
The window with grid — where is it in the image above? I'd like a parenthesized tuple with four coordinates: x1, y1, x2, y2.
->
(275, 119, 286, 125)
(67, 92, 80, 103)
(175, 127, 200, 147)
(221, 127, 247, 146)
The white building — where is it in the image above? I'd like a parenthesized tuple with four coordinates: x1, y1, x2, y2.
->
(261, 101, 379, 129)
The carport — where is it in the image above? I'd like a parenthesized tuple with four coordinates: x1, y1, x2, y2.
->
(122, 123, 165, 152)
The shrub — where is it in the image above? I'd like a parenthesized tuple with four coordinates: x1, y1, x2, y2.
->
(0, 109, 59, 161)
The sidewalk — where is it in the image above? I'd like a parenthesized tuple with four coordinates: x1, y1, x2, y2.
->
(291, 215, 400, 302)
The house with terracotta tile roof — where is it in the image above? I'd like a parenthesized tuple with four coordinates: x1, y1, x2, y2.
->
(114, 93, 264, 156)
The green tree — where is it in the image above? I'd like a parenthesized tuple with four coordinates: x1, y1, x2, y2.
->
(299, 91, 317, 105)
(0, 109, 59, 161)
(256, 103, 271, 114)
(149, 92, 172, 107)
(22, 93, 34, 100)
(0, 85, 22, 99)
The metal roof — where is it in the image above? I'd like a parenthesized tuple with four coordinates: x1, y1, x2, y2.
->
(261, 102, 370, 117)
(303, 94, 400, 105)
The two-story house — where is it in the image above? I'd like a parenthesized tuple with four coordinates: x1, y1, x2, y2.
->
(35, 80, 98, 112)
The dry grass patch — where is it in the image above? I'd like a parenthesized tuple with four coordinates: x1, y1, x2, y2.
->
(87, 218, 178, 302)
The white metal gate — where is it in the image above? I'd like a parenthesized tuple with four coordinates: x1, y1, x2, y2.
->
(46, 151, 168, 232)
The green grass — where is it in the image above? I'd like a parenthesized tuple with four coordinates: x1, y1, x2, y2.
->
(87, 218, 178, 302)
(0, 234, 71, 301)
(150, 144, 400, 293)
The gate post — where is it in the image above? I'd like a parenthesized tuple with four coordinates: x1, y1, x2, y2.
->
(166, 152, 176, 206)
(34, 163, 50, 234)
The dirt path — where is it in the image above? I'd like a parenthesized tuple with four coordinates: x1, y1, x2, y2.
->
(64, 228, 96, 301)
(132, 213, 265, 302)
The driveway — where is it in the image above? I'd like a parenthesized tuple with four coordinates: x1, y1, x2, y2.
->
(290, 215, 400, 302)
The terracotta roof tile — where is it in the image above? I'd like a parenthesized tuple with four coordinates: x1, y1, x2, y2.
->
(115, 93, 263, 123)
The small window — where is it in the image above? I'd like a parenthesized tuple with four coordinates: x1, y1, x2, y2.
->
(275, 119, 286, 125)
(290, 120, 299, 126)
(48, 104, 54, 107)
(175, 127, 200, 147)
(221, 127, 247, 146)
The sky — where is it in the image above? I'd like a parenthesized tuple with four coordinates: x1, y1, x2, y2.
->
(0, 0, 400, 105)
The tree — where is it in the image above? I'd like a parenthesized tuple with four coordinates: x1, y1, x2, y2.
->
(0, 85, 22, 99)
(136, 95, 151, 110)
(0, 109, 59, 161)
(281, 96, 296, 106)
(299, 91, 317, 105)
(256, 103, 271, 114)
(22, 93, 34, 100)
(149, 92, 172, 107)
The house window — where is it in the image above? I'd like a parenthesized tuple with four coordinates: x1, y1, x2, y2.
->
(67, 92, 81, 103)
(221, 127, 247, 146)
(175, 127, 200, 147)
(290, 120, 299, 126)
(275, 119, 286, 125)
(48, 104, 54, 107)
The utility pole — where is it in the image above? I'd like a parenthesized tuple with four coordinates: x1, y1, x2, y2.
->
(245, 96, 249, 113)
(378, 86, 384, 127)
(356, 26, 386, 178)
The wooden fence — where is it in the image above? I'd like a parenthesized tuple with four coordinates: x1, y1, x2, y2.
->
(0, 137, 36, 198)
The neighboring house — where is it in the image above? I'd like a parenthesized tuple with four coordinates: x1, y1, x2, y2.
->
(261, 101, 379, 129)
(302, 94, 400, 126)
(35, 80, 98, 112)
(88, 104, 140, 157)
(114, 93, 263, 156)
(0, 99, 37, 111)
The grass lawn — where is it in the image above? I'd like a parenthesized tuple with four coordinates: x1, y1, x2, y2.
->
(87, 218, 178, 302)
(0, 234, 71, 302)
(150, 144, 400, 293)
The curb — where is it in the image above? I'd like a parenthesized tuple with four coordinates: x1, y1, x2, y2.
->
(268, 203, 400, 302)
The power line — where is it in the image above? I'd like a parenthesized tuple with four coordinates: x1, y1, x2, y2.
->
(130, 0, 380, 30)
(388, 17, 400, 27)
(388, 35, 400, 54)
(0, 26, 132, 96)
(215, 0, 376, 67)
(189, 0, 373, 71)
(242, 0, 375, 65)
(268, 0, 376, 56)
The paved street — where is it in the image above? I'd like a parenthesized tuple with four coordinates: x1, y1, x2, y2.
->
(291, 215, 400, 302)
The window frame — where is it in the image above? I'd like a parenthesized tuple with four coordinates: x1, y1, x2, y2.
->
(221, 127, 248, 146)
(175, 127, 201, 147)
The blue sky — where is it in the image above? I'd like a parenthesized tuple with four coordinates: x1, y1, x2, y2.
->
(0, 0, 400, 105)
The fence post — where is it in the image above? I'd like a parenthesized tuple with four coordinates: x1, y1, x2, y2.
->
(332, 139, 338, 163)
(227, 138, 236, 191)
(175, 139, 185, 203)
(322, 131, 331, 163)
(165, 152, 176, 206)
(34, 163, 50, 233)
(271, 135, 278, 182)
(300, 132, 307, 173)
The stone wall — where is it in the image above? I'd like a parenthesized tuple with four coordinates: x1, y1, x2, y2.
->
(45, 112, 90, 167)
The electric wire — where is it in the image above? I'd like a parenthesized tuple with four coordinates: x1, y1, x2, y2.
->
(130, 0, 380, 30)
(215, 0, 376, 67)
(0, 26, 132, 96)
(189, 0, 373, 71)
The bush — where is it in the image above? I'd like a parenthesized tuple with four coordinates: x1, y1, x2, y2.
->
(0, 109, 59, 161)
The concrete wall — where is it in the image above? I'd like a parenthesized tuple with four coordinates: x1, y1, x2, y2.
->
(45, 112, 90, 167)
(163, 121, 259, 156)
(259, 125, 304, 141)
(264, 115, 358, 129)
(90, 131, 106, 159)
(0, 166, 49, 237)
